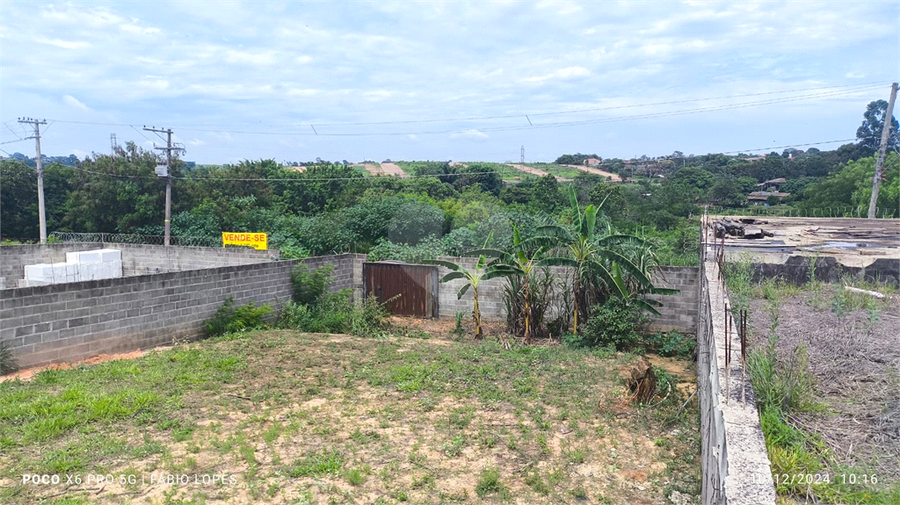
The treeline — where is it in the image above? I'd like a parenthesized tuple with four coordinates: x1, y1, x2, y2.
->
(2, 140, 897, 262)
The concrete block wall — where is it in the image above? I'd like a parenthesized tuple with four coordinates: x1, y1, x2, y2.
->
(645, 266, 699, 334)
(434, 256, 509, 320)
(699, 258, 776, 505)
(1, 260, 299, 369)
(434, 257, 698, 334)
(299, 254, 366, 302)
(1, 243, 279, 289)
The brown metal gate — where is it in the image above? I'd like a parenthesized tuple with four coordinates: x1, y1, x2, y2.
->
(363, 262, 438, 318)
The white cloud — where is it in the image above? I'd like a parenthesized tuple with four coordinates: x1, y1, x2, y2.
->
(224, 49, 278, 66)
(364, 90, 393, 100)
(406, 134, 419, 141)
(188, 139, 205, 146)
(535, 0, 582, 15)
(523, 66, 591, 83)
(450, 129, 489, 140)
(287, 88, 320, 97)
(120, 24, 161, 36)
(37, 37, 91, 49)
(62, 95, 90, 111)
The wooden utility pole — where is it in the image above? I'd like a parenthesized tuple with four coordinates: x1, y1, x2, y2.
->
(18, 118, 48, 243)
(867, 82, 898, 219)
(143, 126, 184, 245)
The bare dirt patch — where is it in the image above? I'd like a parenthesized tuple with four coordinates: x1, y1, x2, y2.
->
(360, 162, 408, 177)
(505, 163, 571, 182)
(0, 349, 160, 383)
(562, 164, 623, 182)
(747, 284, 900, 482)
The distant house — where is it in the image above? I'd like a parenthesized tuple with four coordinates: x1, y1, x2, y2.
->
(583, 158, 602, 167)
(748, 191, 790, 205)
(756, 177, 786, 192)
(746, 178, 789, 205)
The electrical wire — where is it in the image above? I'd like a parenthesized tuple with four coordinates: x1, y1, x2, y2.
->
(8, 81, 886, 138)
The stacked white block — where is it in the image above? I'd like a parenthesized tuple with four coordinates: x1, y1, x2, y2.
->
(23, 249, 123, 286)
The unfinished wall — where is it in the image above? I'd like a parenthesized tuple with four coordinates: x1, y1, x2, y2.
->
(645, 266, 699, 334)
(1, 260, 299, 369)
(0, 243, 104, 289)
(0, 243, 279, 289)
(698, 257, 776, 505)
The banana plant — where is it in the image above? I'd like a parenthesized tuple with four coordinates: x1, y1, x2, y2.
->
(425, 234, 515, 339)
(536, 187, 673, 334)
(469, 223, 550, 344)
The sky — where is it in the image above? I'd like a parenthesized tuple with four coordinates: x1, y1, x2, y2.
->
(1, 1, 898, 165)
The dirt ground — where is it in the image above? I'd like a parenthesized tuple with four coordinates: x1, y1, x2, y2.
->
(746, 284, 900, 482)
(359, 162, 408, 177)
(505, 164, 571, 182)
(0, 349, 156, 383)
(562, 164, 623, 182)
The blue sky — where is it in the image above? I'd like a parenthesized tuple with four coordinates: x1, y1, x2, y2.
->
(1, 1, 898, 164)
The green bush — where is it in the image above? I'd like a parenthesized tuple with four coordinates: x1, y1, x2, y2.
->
(278, 290, 389, 338)
(205, 296, 272, 337)
(291, 263, 333, 306)
(748, 334, 819, 413)
(581, 298, 649, 350)
(1, 339, 19, 374)
(348, 295, 390, 337)
(647, 331, 696, 359)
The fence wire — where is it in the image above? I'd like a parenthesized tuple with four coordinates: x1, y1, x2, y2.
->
(711, 205, 897, 219)
(50, 232, 221, 248)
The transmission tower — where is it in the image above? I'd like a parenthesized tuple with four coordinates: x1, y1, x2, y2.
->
(520, 145, 525, 164)
(110, 133, 118, 155)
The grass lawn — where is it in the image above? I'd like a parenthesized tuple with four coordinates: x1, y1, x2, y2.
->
(1, 330, 699, 505)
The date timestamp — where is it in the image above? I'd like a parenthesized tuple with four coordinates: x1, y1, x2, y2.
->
(768, 473, 878, 486)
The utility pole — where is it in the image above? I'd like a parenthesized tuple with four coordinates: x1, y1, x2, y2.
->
(18, 117, 48, 243)
(867, 82, 898, 219)
(143, 126, 184, 246)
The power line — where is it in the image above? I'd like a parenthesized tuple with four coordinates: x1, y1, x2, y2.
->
(8, 82, 886, 138)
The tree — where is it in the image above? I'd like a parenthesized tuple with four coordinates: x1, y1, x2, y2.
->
(798, 153, 899, 214)
(388, 201, 445, 245)
(64, 142, 176, 233)
(708, 177, 748, 208)
(530, 174, 564, 212)
(857, 100, 899, 153)
(1, 159, 73, 241)
(457, 163, 502, 196)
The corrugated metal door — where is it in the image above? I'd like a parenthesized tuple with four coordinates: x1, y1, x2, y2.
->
(363, 262, 438, 317)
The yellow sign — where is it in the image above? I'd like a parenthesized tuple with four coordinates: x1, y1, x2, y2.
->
(222, 232, 268, 250)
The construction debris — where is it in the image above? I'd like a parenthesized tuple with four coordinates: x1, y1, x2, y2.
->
(712, 218, 774, 239)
